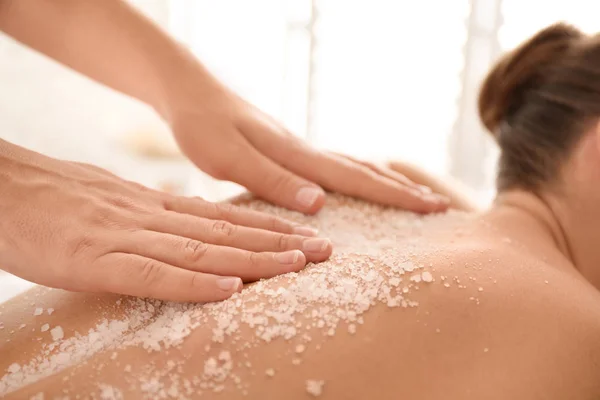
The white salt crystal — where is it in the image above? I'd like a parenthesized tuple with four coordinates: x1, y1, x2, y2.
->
(33, 308, 43, 316)
(265, 368, 275, 377)
(99, 384, 123, 400)
(50, 326, 64, 341)
(421, 271, 433, 283)
(295, 344, 305, 354)
(7, 363, 20, 373)
(306, 380, 325, 397)
(348, 324, 356, 334)
(218, 351, 231, 362)
(40, 323, 49, 332)
(47, 308, 54, 315)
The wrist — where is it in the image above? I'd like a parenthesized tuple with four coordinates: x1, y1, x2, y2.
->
(152, 46, 226, 125)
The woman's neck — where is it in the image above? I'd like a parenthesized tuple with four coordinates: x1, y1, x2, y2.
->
(487, 189, 600, 290)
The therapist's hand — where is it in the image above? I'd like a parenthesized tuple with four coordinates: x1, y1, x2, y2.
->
(0, 140, 331, 303)
(168, 82, 450, 215)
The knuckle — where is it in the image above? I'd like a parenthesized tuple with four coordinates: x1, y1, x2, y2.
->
(183, 239, 209, 263)
(247, 251, 259, 267)
(268, 215, 288, 232)
(190, 272, 203, 291)
(67, 233, 96, 259)
(85, 199, 141, 230)
(105, 194, 139, 211)
(267, 172, 291, 194)
(211, 220, 236, 238)
(138, 259, 163, 288)
(215, 203, 237, 219)
(276, 233, 289, 250)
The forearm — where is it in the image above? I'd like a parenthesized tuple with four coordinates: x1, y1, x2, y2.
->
(0, 0, 210, 119)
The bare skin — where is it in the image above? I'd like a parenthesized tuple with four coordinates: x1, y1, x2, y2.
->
(1, 189, 599, 399)
(0, 0, 450, 304)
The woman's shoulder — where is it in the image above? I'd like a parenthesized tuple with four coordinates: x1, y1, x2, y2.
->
(398, 237, 600, 398)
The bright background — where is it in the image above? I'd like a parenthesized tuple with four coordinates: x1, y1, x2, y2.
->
(1, 0, 599, 300)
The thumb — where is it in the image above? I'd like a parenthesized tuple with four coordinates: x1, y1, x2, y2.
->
(228, 145, 325, 214)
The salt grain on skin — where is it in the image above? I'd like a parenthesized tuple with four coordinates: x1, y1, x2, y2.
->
(348, 324, 357, 334)
(265, 368, 275, 377)
(0, 194, 475, 397)
(40, 324, 49, 333)
(50, 326, 64, 341)
(30, 392, 44, 400)
(33, 308, 43, 316)
(306, 380, 325, 397)
(421, 271, 434, 283)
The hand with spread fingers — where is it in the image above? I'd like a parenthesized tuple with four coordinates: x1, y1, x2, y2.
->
(0, 0, 450, 302)
(0, 140, 332, 302)
(170, 87, 450, 215)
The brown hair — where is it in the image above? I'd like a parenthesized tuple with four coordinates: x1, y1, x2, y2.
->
(478, 22, 600, 192)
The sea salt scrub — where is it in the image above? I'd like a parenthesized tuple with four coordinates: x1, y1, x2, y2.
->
(306, 380, 325, 397)
(0, 194, 474, 398)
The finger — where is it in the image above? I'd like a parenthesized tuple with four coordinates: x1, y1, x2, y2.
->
(331, 153, 432, 194)
(116, 230, 308, 281)
(241, 122, 447, 213)
(144, 211, 332, 263)
(332, 154, 450, 212)
(274, 145, 448, 214)
(164, 196, 319, 237)
(224, 141, 326, 214)
(94, 252, 243, 303)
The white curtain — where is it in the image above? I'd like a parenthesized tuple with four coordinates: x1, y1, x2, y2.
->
(166, 0, 600, 203)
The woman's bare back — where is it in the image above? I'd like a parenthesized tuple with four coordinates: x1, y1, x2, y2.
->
(1, 195, 599, 399)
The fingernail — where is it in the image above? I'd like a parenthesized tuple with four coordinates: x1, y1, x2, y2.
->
(293, 226, 319, 237)
(295, 187, 323, 209)
(217, 277, 242, 292)
(302, 238, 330, 253)
(417, 184, 432, 194)
(275, 250, 302, 264)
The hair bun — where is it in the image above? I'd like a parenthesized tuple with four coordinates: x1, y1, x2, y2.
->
(478, 22, 583, 137)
